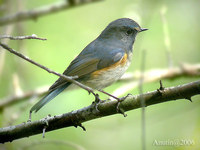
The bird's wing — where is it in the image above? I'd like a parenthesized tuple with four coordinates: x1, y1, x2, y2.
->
(49, 56, 100, 91)
(49, 48, 125, 91)
(97, 49, 125, 70)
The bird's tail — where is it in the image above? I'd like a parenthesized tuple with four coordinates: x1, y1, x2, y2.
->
(30, 83, 70, 113)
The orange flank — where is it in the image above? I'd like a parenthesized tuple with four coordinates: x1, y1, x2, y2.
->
(92, 53, 128, 77)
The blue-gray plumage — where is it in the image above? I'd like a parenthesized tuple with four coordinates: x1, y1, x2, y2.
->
(30, 18, 147, 114)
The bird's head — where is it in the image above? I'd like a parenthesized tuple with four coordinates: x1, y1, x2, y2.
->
(99, 18, 148, 48)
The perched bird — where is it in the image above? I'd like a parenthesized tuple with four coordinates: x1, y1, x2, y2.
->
(30, 18, 147, 118)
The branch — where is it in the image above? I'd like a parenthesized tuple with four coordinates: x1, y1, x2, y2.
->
(0, 34, 47, 40)
(0, 0, 102, 26)
(0, 80, 199, 143)
(0, 63, 200, 110)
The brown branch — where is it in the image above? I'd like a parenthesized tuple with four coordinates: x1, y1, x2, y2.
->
(0, 0, 102, 26)
(0, 80, 199, 143)
(1, 63, 200, 110)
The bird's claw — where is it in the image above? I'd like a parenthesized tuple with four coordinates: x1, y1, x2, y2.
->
(91, 93, 105, 112)
(116, 99, 127, 117)
(116, 94, 131, 117)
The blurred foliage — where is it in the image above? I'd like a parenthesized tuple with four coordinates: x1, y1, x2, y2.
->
(0, 0, 200, 150)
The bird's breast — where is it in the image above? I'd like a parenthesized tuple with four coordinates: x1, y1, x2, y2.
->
(84, 52, 132, 90)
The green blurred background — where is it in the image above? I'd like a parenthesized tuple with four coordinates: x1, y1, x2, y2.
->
(0, 0, 200, 149)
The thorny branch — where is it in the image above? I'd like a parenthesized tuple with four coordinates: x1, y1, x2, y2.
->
(0, 80, 200, 143)
(0, 0, 102, 26)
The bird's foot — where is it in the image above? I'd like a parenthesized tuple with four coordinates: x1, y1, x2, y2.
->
(116, 94, 131, 117)
(91, 93, 105, 112)
(98, 90, 130, 117)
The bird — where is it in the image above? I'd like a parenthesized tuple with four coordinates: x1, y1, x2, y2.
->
(29, 18, 147, 119)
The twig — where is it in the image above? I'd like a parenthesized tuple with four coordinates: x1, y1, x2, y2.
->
(0, 0, 102, 26)
(0, 63, 200, 110)
(0, 80, 199, 143)
(0, 42, 97, 96)
(0, 34, 47, 40)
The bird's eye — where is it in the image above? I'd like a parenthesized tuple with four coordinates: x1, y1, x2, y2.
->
(126, 29, 133, 36)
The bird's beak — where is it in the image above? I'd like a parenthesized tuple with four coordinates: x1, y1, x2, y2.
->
(139, 28, 148, 32)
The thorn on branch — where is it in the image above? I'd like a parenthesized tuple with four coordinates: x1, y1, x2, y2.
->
(159, 80, 165, 90)
(70, 113, 86, 131)
(42, 114, 51, 138)
(157, 80, 165, 95)
(44, 114, 51, 125)
(74, 123, 86, 131)
(43, 126, 47, 138)
(185, 96, 192, 102)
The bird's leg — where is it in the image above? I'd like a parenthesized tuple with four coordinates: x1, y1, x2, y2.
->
(87, 89, 101, 103)
(98, 90, 130, 117)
